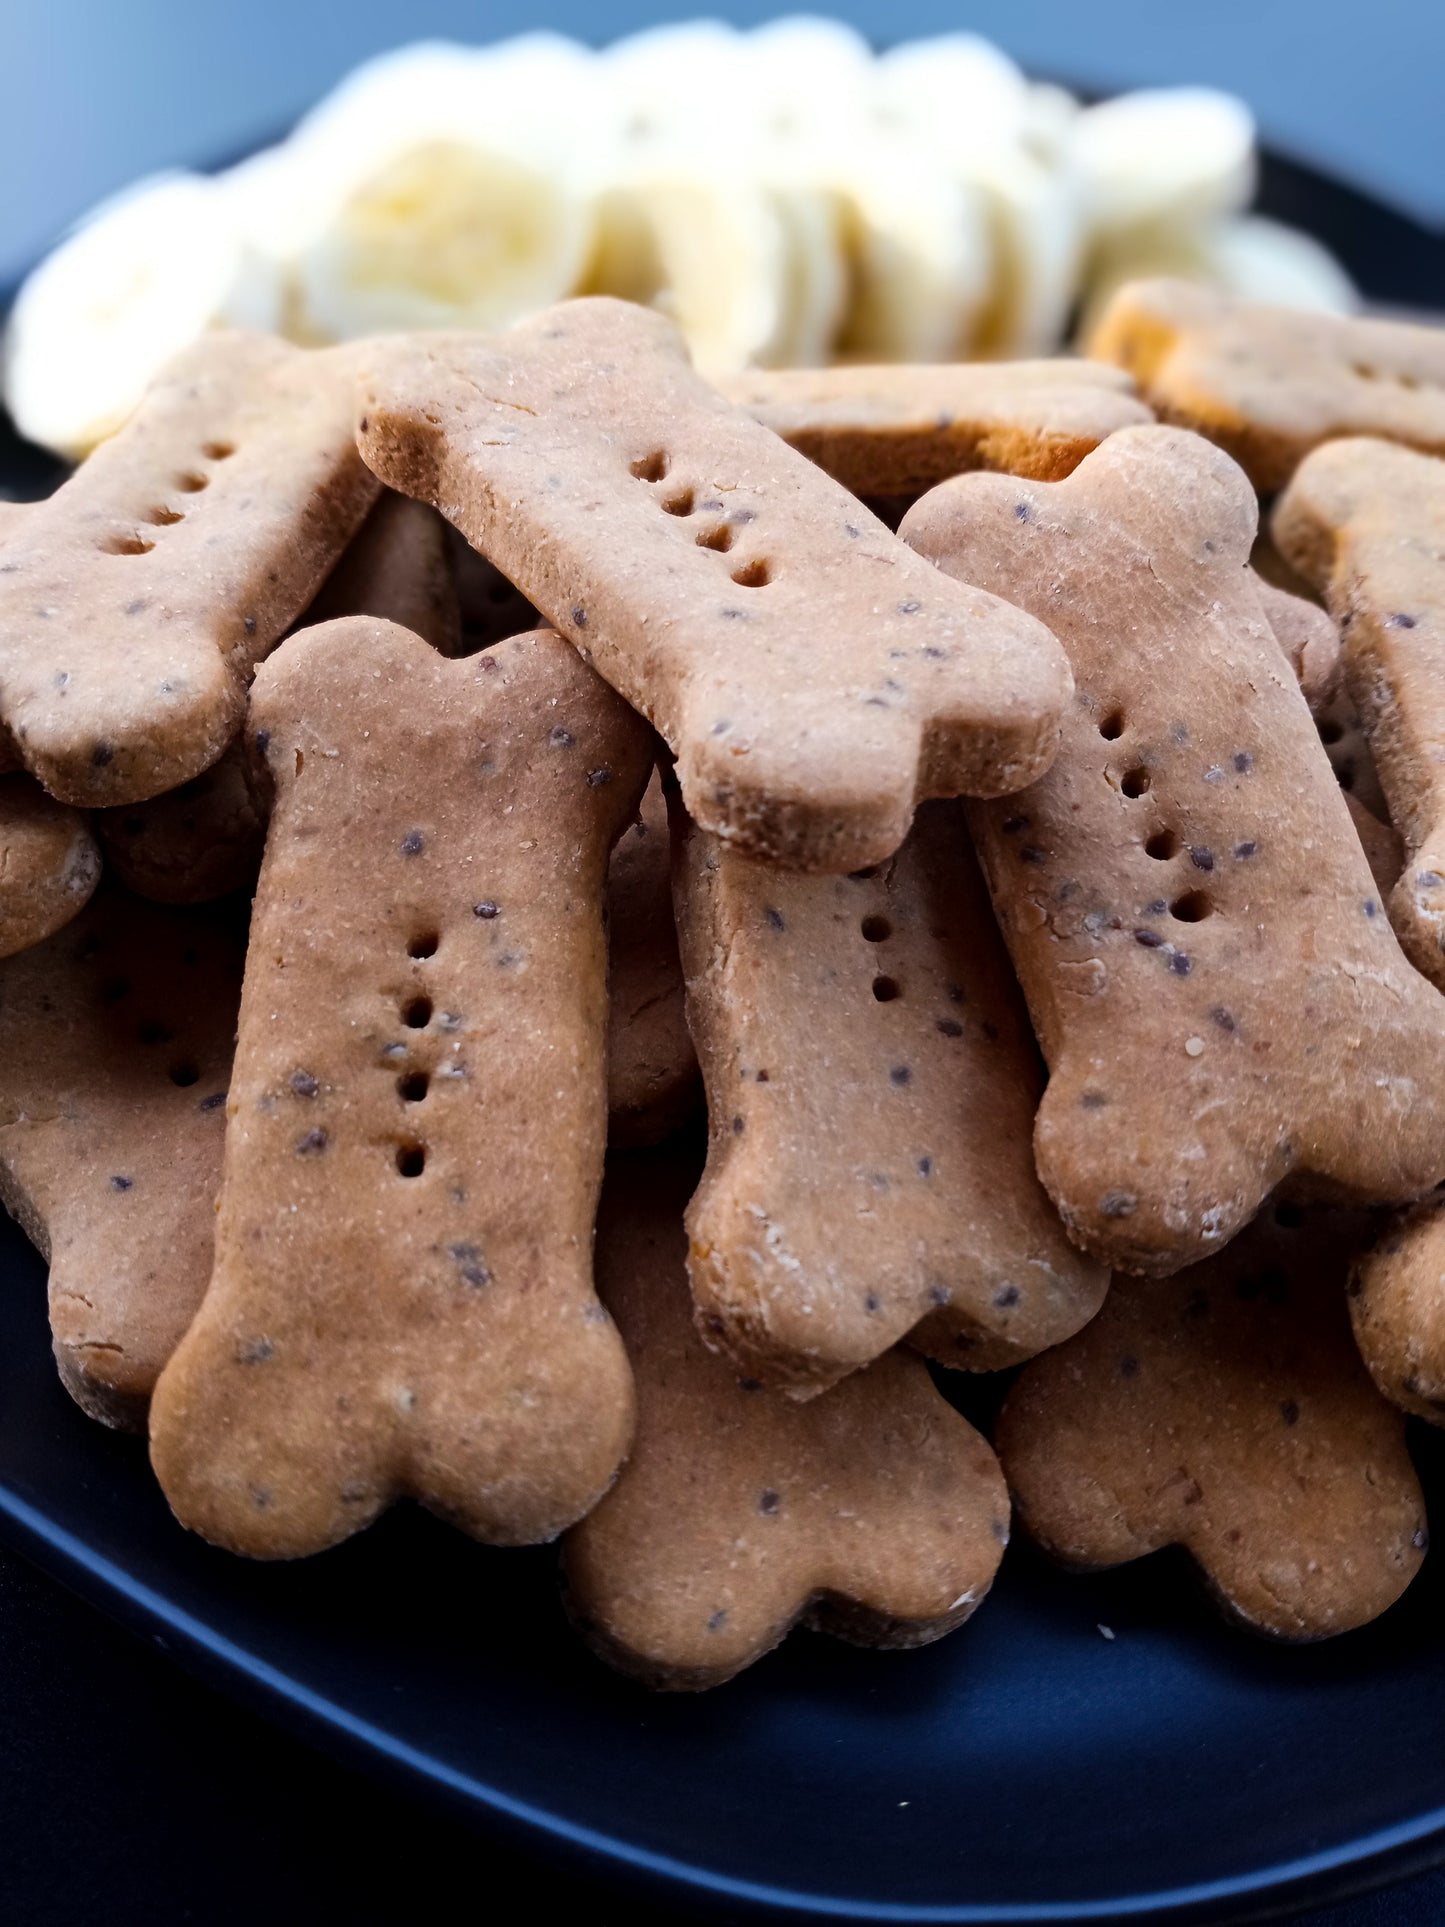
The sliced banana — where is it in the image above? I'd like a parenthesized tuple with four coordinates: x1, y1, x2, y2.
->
(285, 39, 598, 340)
(743, 16, 874, 140)
(1071, 87, 1256, 238)
(874, 34, 1032, 154)
(968, 147, 1084, 357)
(1077, 212, 1358, 341)
(601, 21, 746, 146)
(3, 171, 248, 459)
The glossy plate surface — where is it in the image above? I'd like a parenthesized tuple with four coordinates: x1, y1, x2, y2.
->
(2, 147, 1445, 1927)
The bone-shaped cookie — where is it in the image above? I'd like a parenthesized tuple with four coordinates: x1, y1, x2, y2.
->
(149, 618, 653, 1557)
(718, 359, 1153, 496)
(997, 1205, 1426, 1639)
(94, 484, 460, 903)
(1274, 437, 1445, 991)
(0, 773, 100, 957)
(356, 297, 1072, 873)
(1089, 278, 1445, 492)
(607, 770, 699, 1148)
(0, 332, 379, 807)
(674, 794, 1107, 1394)
(1348, 1196, 1445, 1423)
(901, 424, 1445, 1276)
(0, 883, 242, 1428)
(562, 1147, 1010, 1690)
(1256, 578, 1340, 714)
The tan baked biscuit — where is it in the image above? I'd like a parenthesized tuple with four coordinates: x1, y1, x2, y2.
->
(94, 481, 461, 904)
(607, 770, 699, 1147)
(998, 1205, 1425, 1640)
(0, 773, 101, 956)
(0, 332, 378, 806)
(0, 883, 242, 1429)
(1256, 577, 1340, 713)
(1275, 437, 1445, 990)
(719, 359, 1152, 496)
(1345, 790, 1404, 898)
(448, 530, 542, 657)
(1089, 278, 1445, 493)
(96, 740, 262, 905)
(356, 297, 1073, 874)
(674, 793, 1107, 1394)
(149, 618, 652, 1558)
(562, 1147, 1011, 1690)
(305, 489, 459, 655)
(1314, 680, 1388, 819)
(1348, 1195, 1445, 1422)
(901, 424, 1445, 1276)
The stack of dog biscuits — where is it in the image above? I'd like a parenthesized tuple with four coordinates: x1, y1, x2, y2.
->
(5, 282, 1445, 1690)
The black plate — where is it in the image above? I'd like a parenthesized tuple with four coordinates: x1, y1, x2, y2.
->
(3, 146, 1445, 1927)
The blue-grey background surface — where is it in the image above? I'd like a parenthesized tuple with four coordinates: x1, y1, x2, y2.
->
(2, 0, 1444, 285)
(3, 6, 1445, 1923)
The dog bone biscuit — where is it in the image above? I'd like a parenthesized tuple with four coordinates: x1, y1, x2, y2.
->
(0, 884, 242, 1429)
(1345, 791, 1404, 899)
(1349, 1196, 1445, 1423)
(1275, 437, 1445, 989)
(356, 297, 1073, 873)
(1089, 278, 1445, 492)
(719, 359, 1153, 496)
(95, 485, 461, 903)
(562, 1147, 1011, 1690)
(0, 773, 101, 956)
(674, 793, 1107, 1393)
(901, 424, 1445, 1275)
(0, 332, 379, 807)
(148, 617, 653, 1557)
(998, 1206, 1426, 1640)
(304, 489, 460, 655)
(1256, 577, 1340, 714)
(97, 740, 262, 905)
(607, 770, 699, 1148)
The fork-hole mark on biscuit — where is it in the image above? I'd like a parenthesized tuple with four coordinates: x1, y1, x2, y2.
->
(402, 996, 433, 1029)
(99, 977, 130, 1005)
(100, 534, 155, 557)
(861, 914, 892, 943)
(397, 1071, 429, 1104)
(202, 440, 236, 462)
(407, 932, 439, 959)
(630, 451, 669, 483)
(175, 471, 209, 493)
(144, 506, 184, 527)
(169, 1063, 200, 1089)
(137, 1020, 174, 1046)
(872, 976, 902, 1003)
(731, 559, 772, 589)
(696, 524, 734, 554)
(1121, 767, 1151, 799)
(1319, 719, 1344, 745)
(1145, 829, 1179, 861)
(1099, 710, 1126, 741)
(661, 488, 694, 516)
(395, 1142, 427, 1178)
(1171, 891, 1213, 924)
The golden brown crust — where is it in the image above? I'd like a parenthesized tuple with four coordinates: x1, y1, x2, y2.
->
(902, 425, 1445, 1276)
(0, 884, 242, 1428)
(1275, 437, 1445, 990)
(720, 359, 1152, 496)
(998, 1206, 1426, 1640)
(1089, 279, 1445, 493)
(0, 773, 101, 956)
(672, 793, 1106, 1393)
(562, 1147, 1010, 1690)
(606, 771, 699, 1147)
(148, 619, 652, 1558)
(0, 333, 378, 806)
(355, 297, 1073, 874)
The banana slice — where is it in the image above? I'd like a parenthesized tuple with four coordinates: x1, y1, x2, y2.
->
(601, 21, 746, 146)
(1077, 212, 1357, 341)
(583, 156, 796, 378)
(286, 39, 598, 340)
(1071, 87, 1257, 238)
(744, 16, 874, 139)
(1022, 82, 1082, 166)
(875, 34, 1032, 153)
(968, 147, 1084, 357)
(3, 171, 249, 459)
